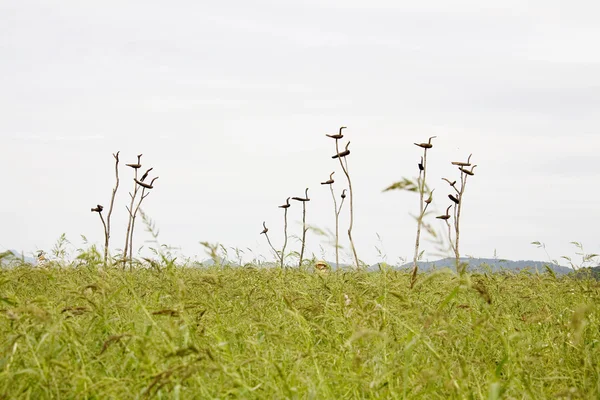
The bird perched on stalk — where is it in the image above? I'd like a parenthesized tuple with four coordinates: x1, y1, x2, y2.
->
(260, 221, 268, 235)
(436, 205, 452, 220)
(448, 194, 460, 204)
(332, 142, 351, 159)
(321, 172, 335, 185)
(278, 197, 291, 209)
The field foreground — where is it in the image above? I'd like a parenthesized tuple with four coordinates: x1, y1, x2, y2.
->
(0, 265, 599, 399)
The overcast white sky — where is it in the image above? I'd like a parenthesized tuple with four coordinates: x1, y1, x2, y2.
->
(1, 0, 599, 265)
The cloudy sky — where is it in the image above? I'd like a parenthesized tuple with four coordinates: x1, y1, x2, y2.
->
(1, 0, 599, 266)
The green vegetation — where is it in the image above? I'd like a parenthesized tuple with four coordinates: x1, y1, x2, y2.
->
(1, 263, 599, 399)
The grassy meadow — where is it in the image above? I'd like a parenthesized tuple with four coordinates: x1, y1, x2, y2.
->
(0, 262, 599, 399)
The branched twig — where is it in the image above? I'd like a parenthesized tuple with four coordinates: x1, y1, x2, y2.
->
(123, 154, 143, 266)
(442, 153, 477, 273)
(91, 152, 120, 267)
(328, 127, 359, 268)
(129, 176, 158, 264)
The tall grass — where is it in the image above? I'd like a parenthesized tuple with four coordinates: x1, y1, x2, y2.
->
(1, 261, 598, 398)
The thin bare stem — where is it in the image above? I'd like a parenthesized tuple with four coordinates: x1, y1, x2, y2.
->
(330, 184, 339, 267)
(322, 171, 341, 268)
(278, 197, 291, 269)
(103, 151, 120, 265)
(129, 176, 158, 266)
(282, 207, 288, 268)
(444, 154, 476, 273)
(260, 222, 279, 262)
(411, 136, 436, 288)
(123, 154, 143, 267)
(98, 212, 108, 248)
(292, 188, 310, 268)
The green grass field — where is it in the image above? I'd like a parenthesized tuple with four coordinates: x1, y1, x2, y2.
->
(1, 264, 599, 399)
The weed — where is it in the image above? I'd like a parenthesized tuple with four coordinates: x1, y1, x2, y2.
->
(321, 172, 346, 269)
(440, 153, 477, 273)
(1, 263, 598, 398)
(292, 188, 311, 268)
(90, 151, 120, 266)
(278, 197, 291, 268)
(327, 127, 359, 268)
(384, 136, 436, 287)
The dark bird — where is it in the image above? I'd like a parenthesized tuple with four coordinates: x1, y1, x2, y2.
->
(260, 221, 268, 235)
(321, 172, 335, 185)
(436, 205, 452, 220)
(332, 142, 351, 159)
(126, 154, 144, 169)
(442, 178, 457, 187)
(451, 153, 472, 167)
(91, 204, 104, 213)
(448, 194, 460, 204)
(414, 142, 433, 149)
(425, 189, 434, 204)
(279, 197, 291, 209)
(459, 167, 473, 176)
(135, 179, 153, 189)
(415, 136, 436, 149)
(292, 188, 310, 202)
(141, 167, 153, 182)
(327, 126, 347, 139)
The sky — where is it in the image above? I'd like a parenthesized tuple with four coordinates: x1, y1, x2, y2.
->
(1, 0, 599, 266)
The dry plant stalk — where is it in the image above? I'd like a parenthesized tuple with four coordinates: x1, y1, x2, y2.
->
(321, 172, 345, 268)
(292, 188, 310, 268)
(122, 154, 158, 267)
(90, 151, 120, 266)
(278, 197, 291, 268)
(123, 153, 143, 265)
(410, 136, 436, 287)
(260, 221, 279, 262)
(128, 174, 158, 264)
(328, 127, 359, 268)
(440, 153, 477, 273)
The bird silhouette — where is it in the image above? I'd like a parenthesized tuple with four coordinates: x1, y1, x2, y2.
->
(260, 221, 268, 235)
(321, 172, 335, 185)
(134, 179, 153, 189)
(436, 205, 452, 220)
(425, 189, 434, 204)
(141, 168, 153, 182)
(332, 142, 351, 159)
(292, 188, 310, 202)
(451, 153, 472, 167)
(279, 197, 291, 209)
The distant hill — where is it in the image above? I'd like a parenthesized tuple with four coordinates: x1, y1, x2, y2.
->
(390, 257, 572, 275)
(0, 250, 37, 267)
